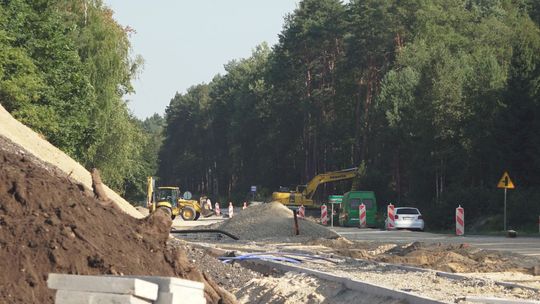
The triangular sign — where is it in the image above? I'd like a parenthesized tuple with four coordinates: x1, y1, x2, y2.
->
(497, 172, 515, 189)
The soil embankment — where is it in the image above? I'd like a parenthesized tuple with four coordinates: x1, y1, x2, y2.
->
(0, 136, 234, 304)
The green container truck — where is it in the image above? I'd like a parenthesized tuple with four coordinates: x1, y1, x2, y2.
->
(338, 191, 377, 227)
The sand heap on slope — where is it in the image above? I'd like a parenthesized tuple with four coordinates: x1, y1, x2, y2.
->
(214, 202, 338, 241)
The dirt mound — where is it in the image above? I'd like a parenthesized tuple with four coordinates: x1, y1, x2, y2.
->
(380, 242, 539, 273)
(307, 239, 539, 273)
(0, 138, 234, 304)
(212, 202, 338, 241)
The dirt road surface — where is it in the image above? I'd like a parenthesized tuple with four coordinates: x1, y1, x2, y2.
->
(331, 227, 540, 257)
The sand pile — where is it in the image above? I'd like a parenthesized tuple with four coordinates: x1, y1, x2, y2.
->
(0, 137, 234, 304)
(236, 272, 406, 304)
(212, 202, 338, 241)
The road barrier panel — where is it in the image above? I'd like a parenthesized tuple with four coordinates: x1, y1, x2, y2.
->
(215, 203, 220, 216)
(321, 204, 328, 225)
(386, 204, 395, 230)
(456, 205, 464, 236)
(359, 203, 367, 228)
(298, 205, 305, 219)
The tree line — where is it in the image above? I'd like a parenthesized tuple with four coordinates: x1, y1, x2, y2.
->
(160, 0, 540, 230)
(0, 0, 162, 202)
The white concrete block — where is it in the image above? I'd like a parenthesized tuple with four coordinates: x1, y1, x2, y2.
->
(48, 274, 158, 301)
(122, 275, 204, 293)
(55, 290, 151, 304)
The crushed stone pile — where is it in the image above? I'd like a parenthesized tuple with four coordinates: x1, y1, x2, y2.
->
(212, 202, 338, 241)
(0, 136, 234, 304)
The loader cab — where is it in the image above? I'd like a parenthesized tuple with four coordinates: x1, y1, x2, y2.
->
(155, 187, 179, 207)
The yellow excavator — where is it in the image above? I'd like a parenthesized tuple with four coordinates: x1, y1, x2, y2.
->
(147, 177, 212, 220)
(272, 167, 360, 207)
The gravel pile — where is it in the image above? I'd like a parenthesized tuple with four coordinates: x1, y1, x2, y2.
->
(212, 202, 338, 241)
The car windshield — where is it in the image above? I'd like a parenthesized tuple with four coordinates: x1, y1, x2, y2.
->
(396, 208, 419, 215)
(350, 198, 373, 209)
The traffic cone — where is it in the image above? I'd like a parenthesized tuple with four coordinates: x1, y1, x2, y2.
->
(228, 202, 234, 218)
(243, 202, 247, 209)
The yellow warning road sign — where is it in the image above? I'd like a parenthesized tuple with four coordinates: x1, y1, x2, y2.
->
(497, 172, 515, 189)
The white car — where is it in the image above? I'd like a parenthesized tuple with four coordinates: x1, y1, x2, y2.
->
(389, 207, 425, 231)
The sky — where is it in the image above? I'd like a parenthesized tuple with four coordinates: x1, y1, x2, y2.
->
(104, 1, 300, 119)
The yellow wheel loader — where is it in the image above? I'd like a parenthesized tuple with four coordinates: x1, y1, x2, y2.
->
(147, 177, 213, 220)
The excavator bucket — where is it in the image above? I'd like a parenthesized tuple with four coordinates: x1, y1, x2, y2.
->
(201, 208, 214, 218)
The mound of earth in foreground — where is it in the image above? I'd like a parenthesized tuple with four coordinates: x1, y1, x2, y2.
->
(213, 202, 339, 241)
(0, 136, 234, 304)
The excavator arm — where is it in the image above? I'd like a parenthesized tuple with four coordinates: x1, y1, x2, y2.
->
(303, 167, 359, 199)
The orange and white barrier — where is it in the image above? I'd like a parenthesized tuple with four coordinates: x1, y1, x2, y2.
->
(321, 204, 328, 225)
(243, 202, 247, 209)
(215, 202, 220, 216)
(228, 202, 234, 218)
(456, 205, 464, 236)
(298, 205, 305, 219)
(386, 203, 395, 230)
(359, 203, 367, 228)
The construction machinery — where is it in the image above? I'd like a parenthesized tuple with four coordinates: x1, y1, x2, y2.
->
(147, 177, 213, 220)
(271, 167, 360, 207)
(338, 191, 377, 227)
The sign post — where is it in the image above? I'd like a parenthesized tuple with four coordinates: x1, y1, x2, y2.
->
(250, 185, 257, 202)
(497, 171, 515, 231)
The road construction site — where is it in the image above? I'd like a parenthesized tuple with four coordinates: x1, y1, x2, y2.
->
(2, 104, 540, 304)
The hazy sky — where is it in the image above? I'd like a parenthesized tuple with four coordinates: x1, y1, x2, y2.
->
(104, 1, 300, 119)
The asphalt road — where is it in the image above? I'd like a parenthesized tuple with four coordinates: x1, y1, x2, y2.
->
(330, 227, 540, 257)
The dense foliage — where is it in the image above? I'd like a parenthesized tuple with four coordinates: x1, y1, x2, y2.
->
(160, 0, 540, 230)
(0, 0, 157, 201)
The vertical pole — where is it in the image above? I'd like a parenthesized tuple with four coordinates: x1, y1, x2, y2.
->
(293, 209, 299, 235)
(330, 202, 334, 227)
(504, 187, 507, 231)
